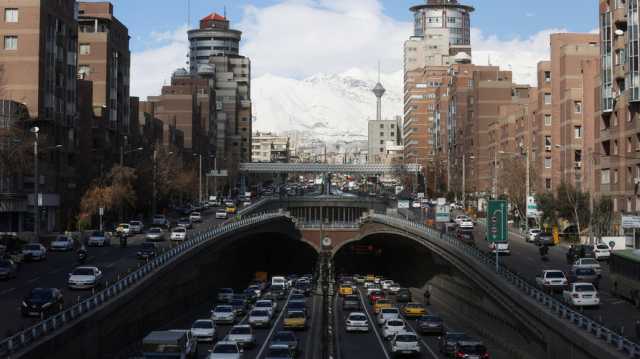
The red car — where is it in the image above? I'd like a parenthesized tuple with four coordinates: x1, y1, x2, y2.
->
(368, 290, 385, 304)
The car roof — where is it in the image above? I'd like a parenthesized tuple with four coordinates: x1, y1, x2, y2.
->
(348, 312, 366, 316)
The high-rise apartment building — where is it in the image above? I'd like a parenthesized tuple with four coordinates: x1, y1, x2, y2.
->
(368, 119, 400, 164)
(252, 132, 290, 163)
(78, 1, 130, 132)
(188, 13, 241, 75)
(0, 0, 79, 233)
(596, 0, 640, 214)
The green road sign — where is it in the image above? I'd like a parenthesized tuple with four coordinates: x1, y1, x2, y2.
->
(487, 200, 508, 243)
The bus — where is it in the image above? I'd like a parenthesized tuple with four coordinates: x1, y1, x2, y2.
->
(610, 249, 640, 306)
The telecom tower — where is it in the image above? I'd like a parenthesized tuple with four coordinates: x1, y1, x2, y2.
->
(372, 65, 386, 121)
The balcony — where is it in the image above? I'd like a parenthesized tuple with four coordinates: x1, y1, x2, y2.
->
(614, 64, 626, 81)
(613, 7, 627, 28)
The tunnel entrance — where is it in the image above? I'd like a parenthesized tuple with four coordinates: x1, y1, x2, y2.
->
(212, 232, 319, 289)
(333, 233, 451, 288)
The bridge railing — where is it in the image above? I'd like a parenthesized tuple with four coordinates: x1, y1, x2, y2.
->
(295, 220, 361, 229)
(0, 210, 286, 358)
(366, 214, 640, 358)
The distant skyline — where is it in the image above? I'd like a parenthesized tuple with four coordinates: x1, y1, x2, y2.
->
(85, 0, 599, 99)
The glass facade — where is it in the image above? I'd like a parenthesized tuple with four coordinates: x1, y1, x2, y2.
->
(629, 0, 640, 101)
(601, 10, 614, 111)
(412, 7, 471, 46)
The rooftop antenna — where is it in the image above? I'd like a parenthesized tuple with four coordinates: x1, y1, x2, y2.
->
(224, 5, 227, 19)
(377, 60, 381, 82)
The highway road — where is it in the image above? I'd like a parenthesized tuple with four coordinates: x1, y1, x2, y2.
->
(0, 209, 227, 340)
(470, 218, 639, 341)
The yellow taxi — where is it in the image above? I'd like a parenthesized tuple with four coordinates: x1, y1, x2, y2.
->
(226, 205, 237, 214)
(373, 299, 393, 314)
(365, 274, 375, 282)
(339, 284, 354, 296)
(402, 302, 426, 318)
(283, 310, 307, 330)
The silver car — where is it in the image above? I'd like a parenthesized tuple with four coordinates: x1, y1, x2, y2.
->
(87, 231, 109, 247)
(146, 227, 165, 242)
(209, 341, 243, 359)
(211, 305, 236, 324)
(248, 309, 272, 328)
(225, 324, 256, 348)
(50, 236, 74, 251)
(22, 243, 47, 261)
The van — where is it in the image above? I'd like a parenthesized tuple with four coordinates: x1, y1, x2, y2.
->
(142, 330, 197, 359)
(272, 276, 287, 289)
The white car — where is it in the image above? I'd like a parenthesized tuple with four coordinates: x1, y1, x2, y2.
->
(152, 214, 169, 227)
(345, 312, 369, 332)
(459, 219, 474, 229)
(129, 220, 144, 234)
(489, 241, 510, 255)
(209, 341, 243, 359)
(562, 283, 600, 307)
(255, 299, 276, 315)
(50, 235, 74, 251)
(412, 201, 421, 208)
(225, 324, 256, 348)
(146, 227, 165, 242)
(189, 211, 202, 223)
(382, 319, 407, 340)
(248, 309, 272, 328)
(381, 280, 393, 291)
(527, 228, 541, 243)
(87, 231, 109, 246)
(191, 319, 217, 342)
(67, 266, 102, 289)
(170, 227, 187, 241)
(377, 307, 400, 325)
(572, 258, 602, 275)
(388, 283, 401, 294)
(216, 209, 228, 219)
(594, 243, 611, 261)
(22, 243, 47, 261)
(454, 215, 470, 226)
(390, 331, 421, 356)
(211, 305, 236, 324)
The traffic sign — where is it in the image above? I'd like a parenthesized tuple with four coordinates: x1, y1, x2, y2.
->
(435, 205, 450, 223)
(206, 169, 228, 177)
(398, 200, 410, 209)
(526, 196, 538, 218)
(486, 200, 507, 243)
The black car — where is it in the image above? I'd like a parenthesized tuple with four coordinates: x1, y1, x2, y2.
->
(243, 288, 258, 303)
(416, 315, 444, 335)
(439, 331, 469, 356)
(396, 288, 412, 302)
(137, 242, 157, 259)
(456, 229, 475, 246)
(455, 339, 488, 358)
(567, 267, 600, 288)
(21, 287, 64, 317)
(288, 300, 308, 317)
(566, 244, 595, 264)
(231, 298, 248, 316)
(342, 295, 361, 310)
(0, 259, 18, 279)
(534, 233, 555, 247)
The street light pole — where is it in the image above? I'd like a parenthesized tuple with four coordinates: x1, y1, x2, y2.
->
(525, 147, 530, 236)
(199, 154, 203, 205)
(462, 155, 466, 210)
(31, 127, 39, 240)
(493, 152, 498, 199)
(152, 149, 157, 215)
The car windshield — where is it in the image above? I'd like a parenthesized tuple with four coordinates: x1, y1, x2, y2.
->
(252, 310, 269, 317)
(345, 295, 359, 301)
(596, 244, 609, 250)
(377, 300, 391, 305)
(575, 268, 596, 275)
(25, 244, 40, 250)
(142, 243, 155, 250)
(575, 284, 596, 292)
(130, 221, 141, 225)
(547, 271, 565, 278)
(213, 344, 238, 354)
(381, 308, 398, 314)
(179, 219, 189, 223)
(446, 333, 467, 341)
(273, 332, 296, 341)
(153, 215, 164, 220)
(220, 288, 233, 293)
(72, 268, 94, 276)
(149, 228, 161, 234)
(580, 259, 598, 265)
(349, 314, 366, 321)
(215, 306, 232, 313)
(421, 315, 442, 323)
(287, 311, 305, 318)
(173, 228, 186, 233)
(192, 320, 213, 329)
(92, 231, 104, 237)
(192, 212, 200, 216)
(396, 334, 417, 342)
(256, 301, 272, 308)
(460, 344, 486, 355)
(289, 301, 305, 309)
(406, 303, 423, 309)
(387, 320, 404, 327)
(55, 236, 70, 242)
(231, 299, 244, 306)
(29, 288, 52, 299)
(230, 326, 251, 335)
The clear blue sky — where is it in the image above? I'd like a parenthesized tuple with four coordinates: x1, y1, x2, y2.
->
(98, 0, 598, 53)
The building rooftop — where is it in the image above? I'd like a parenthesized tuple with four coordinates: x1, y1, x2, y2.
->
(201, 13, 226, 21)
(410, 0, 474, 12)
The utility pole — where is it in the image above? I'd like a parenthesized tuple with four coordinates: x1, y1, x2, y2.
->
(152, 149, 157, 215)
(31, 127, 39, 240)
(462, 155, 466, 209)
(198, 154, 203, 205)
(524, 147, 530, 236)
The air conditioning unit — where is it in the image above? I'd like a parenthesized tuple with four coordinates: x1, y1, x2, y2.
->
(545, 145, 552, 151)
(575, 162, 582, 169)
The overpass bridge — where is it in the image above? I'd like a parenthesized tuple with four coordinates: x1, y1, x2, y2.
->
(2, 197, 638, 359)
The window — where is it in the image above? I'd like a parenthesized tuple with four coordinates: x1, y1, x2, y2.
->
(4, 35, 17, 50)
(380, 124, 384, 129)
(544, 93, 552, 104)
(614, 140, 619, 155)
(4, 8, 18, 23)
(545, 136, 552, 151)
(78, 65, 90, 77)
(574, 101, 582, 113)
(614, 169, 619, 184)
(390, 124, 395, 129)
(545, 178, 552, 189)
(544, 114, 552, 126)
(601, 169, 611, 184)
(574, 126, 582, 139)
(79, 43, 90, 55)
(544, 157, 552, 169)
(614, 198, 618, 212)
(380, 140, 384, 145)
(379, 148, 383, 153)
(380, 132, 384, 137)
(628, 137, 633, 153)
(628, 198, 633, 213)
(390, 132, 394, 137)
(544, 71, 551, 83)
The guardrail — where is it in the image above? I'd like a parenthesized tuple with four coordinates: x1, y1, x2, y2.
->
(366, 214, 640, 358)
(0, 209, 287, 358)
(295, 221, 361, 229)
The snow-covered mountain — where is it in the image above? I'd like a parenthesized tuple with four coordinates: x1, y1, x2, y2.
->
(252, 69, 403, 142)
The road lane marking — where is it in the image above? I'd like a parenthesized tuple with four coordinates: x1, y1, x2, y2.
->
(27, 276, 40, 283)
(255, 290, 293, 358)
(0, 287, 15, 295)
(357, 288, 391, 359)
